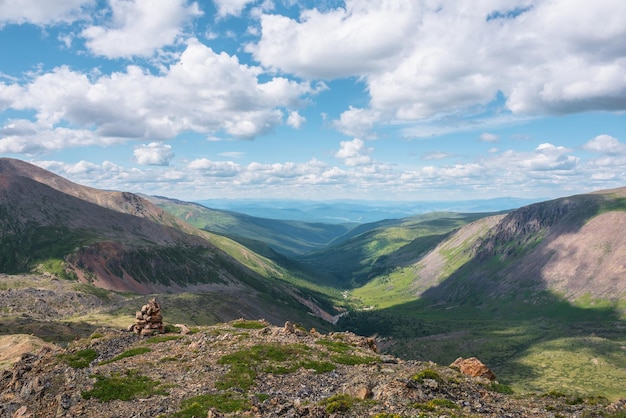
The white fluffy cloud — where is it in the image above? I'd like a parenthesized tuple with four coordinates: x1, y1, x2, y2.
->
(81, 0, 201, 58)
(286, 111, 305, 129)
(28, 132, 626, 201)
(333, 106, 381, 139)
(0, 120, 123, 153)
(583, 135, 626, 155)
(334, 138, 373, 167)
(251, 0, 626, 123)
(0, 39, 317, 152)
(0, 0, 93, 26)
(134, 142, 174, 165)
(249, 0, 417, 79)
(213, 0, 257, 17)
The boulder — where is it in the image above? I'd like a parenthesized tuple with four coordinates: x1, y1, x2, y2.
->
(450, 357, 496, 381)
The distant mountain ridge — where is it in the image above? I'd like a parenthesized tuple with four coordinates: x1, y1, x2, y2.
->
(195, 197, 540, 223)
(144, 195, 353, 257)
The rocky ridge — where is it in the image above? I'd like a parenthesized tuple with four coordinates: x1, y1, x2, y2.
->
(1, 319, 624, 418)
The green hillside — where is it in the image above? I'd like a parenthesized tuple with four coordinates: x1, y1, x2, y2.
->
(147, 196, 354, 257)
(297, 212, 493, 288)
(335, 191, 626, 400)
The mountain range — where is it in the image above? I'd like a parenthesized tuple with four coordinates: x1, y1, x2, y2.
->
(1, 157, 625, 400)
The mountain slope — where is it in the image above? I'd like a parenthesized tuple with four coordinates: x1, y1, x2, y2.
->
(145, 195, 354, 257)
(422, 187, 626, 305)
(0, 158, 334, 328)
(298, 212, 494, 288)
(338, 188, 626, 399)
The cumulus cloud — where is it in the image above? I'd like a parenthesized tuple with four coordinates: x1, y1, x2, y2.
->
(81, 0, 201, 58)
(251, 0, 626, 124)
(583, 134, 626, 155)
(1, 39, 318, 152)
(188, 158, 241, 176)
(0, 120, 124, 154)
(134, 142, 174, 165)
(29, 133, 626, 202)
(518, 143, 579, 171)
(0, 0, 92, 26)
(333, 106, 381, 138)
(248, 1, 417, 79)
(286, 111, 305, 129)
(213, 0, 257, 17)
(334, 138, 373, 167)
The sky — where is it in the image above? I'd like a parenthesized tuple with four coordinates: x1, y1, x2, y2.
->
(0, 0, 625, 203)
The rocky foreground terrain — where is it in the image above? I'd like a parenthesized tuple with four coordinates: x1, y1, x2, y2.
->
(1, 316, 625, 418)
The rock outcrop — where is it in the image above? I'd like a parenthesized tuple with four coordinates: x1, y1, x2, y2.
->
(450, 356, 496, 381)
(1, 321, 623, 418)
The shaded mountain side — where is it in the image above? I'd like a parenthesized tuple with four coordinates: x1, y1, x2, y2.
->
(0, 159, 340, 326)
(0, 173, 210, 275)
(421, 189, 626, 305)
(0, 158, 201, 236)
(145, 195, 354, 257)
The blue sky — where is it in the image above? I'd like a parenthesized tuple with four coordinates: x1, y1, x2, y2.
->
(1, 0, 625, 202)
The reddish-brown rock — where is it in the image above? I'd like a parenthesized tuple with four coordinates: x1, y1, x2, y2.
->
(450, 357, 496, 381)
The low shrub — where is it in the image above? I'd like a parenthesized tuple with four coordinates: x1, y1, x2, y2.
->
(81, 370, 165, 401)
(173, 391, 251, 416)
(58, 348, 98, 368)
(488, 382, 514, 394)
(410, 369, 443, 383)
(320, 394, 356, 413)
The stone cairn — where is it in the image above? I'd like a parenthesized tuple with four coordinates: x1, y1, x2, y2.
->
(127, 298, 164, 336)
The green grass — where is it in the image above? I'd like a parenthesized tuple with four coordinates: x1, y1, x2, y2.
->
(38, 258, 77, 280)
(99, 347, 152, 365)
(231, 319, 268, 329)
(143, 335, 183, 344)
(172, 391, 251, 416)
(299, 360, 337, 373)
(338, 298, 626, 401)
(82, 370, 165, 401)
(215, 339, 378, 391)
(58, 348, 98, 368)
(216, 343, 311, 390)
(316, 339, 353, 353)
(487, 382, 514, 394)
(413, 398, 459, 411)
(72, 283, 114, 301)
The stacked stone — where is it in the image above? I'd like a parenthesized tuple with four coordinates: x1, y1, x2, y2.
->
(128, 298, 164, 336)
